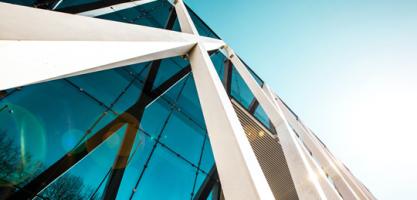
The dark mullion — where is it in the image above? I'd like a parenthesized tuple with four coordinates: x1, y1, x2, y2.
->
(248, 98, 259, 114)
(150, 51, 218, 101)
(102, 124, 140, 200)
(150, 65, 191, 98)
(128, 110, 174, 200)
(128, 76, 189, 200)
(190, 133, 208, 198)
(0, 89, 19, 101)
(64, 79, 118, 115)
(138, 127, 208, 175)
(102, 63, 160, 199)
(212, 180, 222, 200)
(8, 64, 165, 200)
(193, 166, 219, 200)
(103, 8, 177, 198)
(223, 59, 233, 95)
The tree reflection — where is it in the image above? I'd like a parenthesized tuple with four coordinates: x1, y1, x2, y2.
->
(0, 131, 99, 200)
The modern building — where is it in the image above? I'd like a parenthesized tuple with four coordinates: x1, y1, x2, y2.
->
(0, 0, 376, 199)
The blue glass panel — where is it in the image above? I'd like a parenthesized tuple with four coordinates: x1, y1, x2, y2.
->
(210, 52, 226, 81)
(119, 61, 150, 81)
(138, 99, 171, 139)
(39, 125, 127, 199)
(172, 18, 181, 32)
(186, 6, 219, 39)
(68, 69, 132, 108)
(174, 76, 206, 129)
(160, 110, 205, 165)
(0, 0, 35, 7)
(131, 145, 196, 200)
(192, 173, 207, 198)
(97, 0, 172, 29)
(152, 57, 189, 90)
(254, 106, 273, 130)
(200, 138, 215, 173)
(138, 74, 188, 139)
(0, 80, 114, 185)
(115, 131, 156, 199)
(231, 67, 255, 109)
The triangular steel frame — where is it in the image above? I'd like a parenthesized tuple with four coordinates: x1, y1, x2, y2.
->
(0, 1, 375, 200)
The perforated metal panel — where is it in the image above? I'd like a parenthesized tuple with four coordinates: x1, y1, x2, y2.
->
(232, 101, 299, 200)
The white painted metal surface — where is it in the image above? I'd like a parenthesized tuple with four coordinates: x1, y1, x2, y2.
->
(0, 2, 224, 90)
(174, 0, 199, 34)
(223, 46, 332, 199)
(0, 41, 195, 90)
(270, 90, 376, 200)
(174, 1, 274, 199)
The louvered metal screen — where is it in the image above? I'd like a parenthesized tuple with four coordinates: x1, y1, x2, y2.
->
(232, 101, 299, 200)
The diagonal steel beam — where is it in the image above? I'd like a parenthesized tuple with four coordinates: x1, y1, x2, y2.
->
(8, 8, 183, 199)
(174, 1, 274, 199)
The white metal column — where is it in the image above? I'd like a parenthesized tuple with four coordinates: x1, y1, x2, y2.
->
(272, 96, 364, 200)
(223, 46, 334, 199)
(174, 1, 275, 199)
(300, 124, 377, 200)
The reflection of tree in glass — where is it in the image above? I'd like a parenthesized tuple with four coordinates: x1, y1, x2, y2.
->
(39, 174, 98, 200)
(0, 131, 99, 200)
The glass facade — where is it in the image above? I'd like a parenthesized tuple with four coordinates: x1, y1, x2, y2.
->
(0, 0, 277, 199)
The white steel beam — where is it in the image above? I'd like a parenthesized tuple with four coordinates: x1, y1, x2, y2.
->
(200, 36, 226, 51)
(304, 126, 377, 200)
(0, 41, 195, 90)
(223, 46, 332, 199)
(295, 133, 343, 200)
(272, 96, 365, 200)
(77, 0, 157, 17)
(0, 3, 196, 42)
(0, 3, 226, 90)
(174, 1, 274, 199)
(189, 43, 274, 200)
(174, 0, 198, 34)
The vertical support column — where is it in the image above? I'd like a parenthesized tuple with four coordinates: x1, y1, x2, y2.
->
(224, 46, 330, 199)
(174, 1, 274, 199)
(189, 42, 274, 200)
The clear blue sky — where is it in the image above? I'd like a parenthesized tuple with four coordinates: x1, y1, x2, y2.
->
(186, 0, 417, 199)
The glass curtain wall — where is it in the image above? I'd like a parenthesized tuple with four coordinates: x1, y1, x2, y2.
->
(0, 0, 276, 199)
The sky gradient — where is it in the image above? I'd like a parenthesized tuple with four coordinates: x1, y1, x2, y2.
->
(186, 0, 417, 199)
